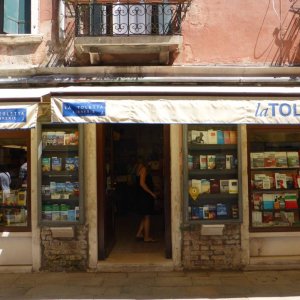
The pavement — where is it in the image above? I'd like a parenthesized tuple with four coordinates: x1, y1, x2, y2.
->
(2, 269, 300, 300)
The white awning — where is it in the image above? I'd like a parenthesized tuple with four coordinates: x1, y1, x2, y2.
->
(0, 102, 39, 129)
(51, 96, 300, 124)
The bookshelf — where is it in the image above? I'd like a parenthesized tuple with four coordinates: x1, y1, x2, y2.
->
(248, 125, 300, 231)
(39, 124, 84, 225)
(183, 125, 241, 223)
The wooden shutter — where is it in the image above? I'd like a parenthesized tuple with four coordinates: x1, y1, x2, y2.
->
(3, 0, 31, 34)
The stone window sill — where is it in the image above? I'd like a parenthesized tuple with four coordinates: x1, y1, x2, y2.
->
(0, 34, 43, 45)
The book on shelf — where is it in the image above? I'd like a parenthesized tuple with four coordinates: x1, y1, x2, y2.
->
(281, 211, 295, 224)
(262, 193, 274, 210)
(55, 131, 65, 146)
(208, 204, 217, 219)
(41, 185, 51, 196)
(250, 152, 264, 168)
(188, 130, 200, 143)
(274, 193, 285, 209)
(223, 130, 231, 144)
(216, 203, 228, 217)
(252, 211, 263, 225)
(229, 131, 237, 144)
(284, 193, 298, 209)
(210, 179, 220, 194)
(42, 157, 51, 172)
(275, 173, 287, 189)
(201, 179, 210, 194)
(65, 157, 79, 172)
(215, 154, 226, 169)
(192, 155, 200, 169)
(262, 211, 274, 223)
(264, 152, 276, 168)
(188, 155, 193, 170)
(253, 174, 272, 190)
(286, 175, 294, 189)
(207, 130, 217, 144)
(275, 152, 288, 168)
(220, 180, 229, 193)
(51, 157, 62, 171)
(191, 179, 201, 192)
(226, 154, 233, 169)
(253, 193, 262, 210)
(217, 130, 224, 144)
(207, 155, 216, 169)
(198, 131, 208, 144)
(17, 190, 26, 206)
(287, 151, 299, 168)
(199, 155, 207, 170)
(228, 179, 238, 194)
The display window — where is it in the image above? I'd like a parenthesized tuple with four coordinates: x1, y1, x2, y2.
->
(39, 124, 84, 225)
(248, 125, 300, 231)
(0, 130, 31, 231)
(183, 125, 241, 223)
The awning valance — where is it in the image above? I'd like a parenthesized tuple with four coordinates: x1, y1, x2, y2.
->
(52, 96, 300, 124)
(0, 103, 39, 129)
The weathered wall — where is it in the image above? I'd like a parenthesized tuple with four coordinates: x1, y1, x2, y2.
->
(40, 225, 88, 272)
(183, 224, 242, 270)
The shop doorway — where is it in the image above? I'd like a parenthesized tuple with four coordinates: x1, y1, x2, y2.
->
(96, 124, 171, 262)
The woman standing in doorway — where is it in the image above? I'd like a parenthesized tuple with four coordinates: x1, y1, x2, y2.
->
(135, 157, 157, 242)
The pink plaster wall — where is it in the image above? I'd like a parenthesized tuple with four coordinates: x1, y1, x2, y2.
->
(176, 0, 300, 65)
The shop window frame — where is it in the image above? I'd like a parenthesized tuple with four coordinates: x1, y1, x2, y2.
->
(0, 130, 31, 232)
(248, 124, 300, 232)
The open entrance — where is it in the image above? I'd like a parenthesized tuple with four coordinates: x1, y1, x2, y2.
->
(97, 124, 171, 263)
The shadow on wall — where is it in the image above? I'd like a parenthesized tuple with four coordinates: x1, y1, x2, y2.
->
(254, 0, 300, 66)
(45, 2, 77, 67)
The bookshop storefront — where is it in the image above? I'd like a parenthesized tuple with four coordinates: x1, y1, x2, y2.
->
(49, 92, 300, 271)
(3, 87, 300, 272)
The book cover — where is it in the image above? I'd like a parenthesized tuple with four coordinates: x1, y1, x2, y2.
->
(216, 203, 228, 216)
(220, 180, 229, 193)
(42, 185, 51, 196)
(201, 179, 210, 194)
(68, 209, 76, 221)
(252, 211, 262, 225)
(69, 131, 79, 146)
(253, 193, 262, 210)
(56, 182, 66, 194)
(223, 130, 231, 144)
(250, 152, 264, 168)
(50, 181, 56, 194)
(203, 205, 209, 219)
(191, 206, 200, 220)
(188, 155, 193, 170)
(216, 130, 224, 144)
(46, 132, 56, 146)
(52, 157, 62, 171)
(199, 155, 207, 170)
(192, 155, 200, 169)
(207, 130, 217, 144)
(262, 212, 274, 223)
(73, 182, 80, 196)
(253, 174, 271, 190)
(75, 206, 80, 220)
(188, 130, 200, 143)
(42, 157, 51, 172)
(210, 179, 220, 194)
(228, 179, 238, 194)
(207, 155, 216, 169)
(198, 131, 208, 144)
(55, 131, 65, 145)
(262, 193, 274, 210)
(275, 173, 287, 189)
(229, 131, 237, 144)
(287, 151, 299, 168)
(264, 152, 276, 168)
(275, 152, 288, 168)
(215, 154, 226, 169)
(226, 154, 233, 169)
(65, 157, 78, 172)
(17, 190, 26, 206)
(208, 204, 217, 219)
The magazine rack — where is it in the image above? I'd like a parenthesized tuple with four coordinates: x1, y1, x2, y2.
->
(183, 125, 242, 223)
(39, 124, 84, 226)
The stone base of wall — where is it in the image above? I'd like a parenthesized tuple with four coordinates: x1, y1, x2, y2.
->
(40, 225, 88, 272)
(183, 224, 242, 270)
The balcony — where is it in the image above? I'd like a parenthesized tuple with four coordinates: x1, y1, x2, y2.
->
(71, 0, 190, 65)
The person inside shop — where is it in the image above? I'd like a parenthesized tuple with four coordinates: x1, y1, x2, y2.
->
(0, 165, 11, 200)
(135, 156, 157, 243)
(19, 156, 27, 186)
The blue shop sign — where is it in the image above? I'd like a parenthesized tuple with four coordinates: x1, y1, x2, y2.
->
(0, 108, 26, 123)
(63, 102, 106, 117)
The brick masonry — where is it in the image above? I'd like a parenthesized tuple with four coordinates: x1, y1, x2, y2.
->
(40, 225, 88, 272)
(182, 224, 242, 270)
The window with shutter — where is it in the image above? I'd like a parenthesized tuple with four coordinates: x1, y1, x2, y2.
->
(1, 0, 31, 34)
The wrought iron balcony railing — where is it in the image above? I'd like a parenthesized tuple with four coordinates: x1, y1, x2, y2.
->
(74, 2, 189, 36)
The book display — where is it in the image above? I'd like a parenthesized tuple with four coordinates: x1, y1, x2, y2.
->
(184, 125, 241, 223)
(39, 124, 83, 225)
(248, 126, 300, 230)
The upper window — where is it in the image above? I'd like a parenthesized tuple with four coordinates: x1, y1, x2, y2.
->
(0, 0, 31, 34)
